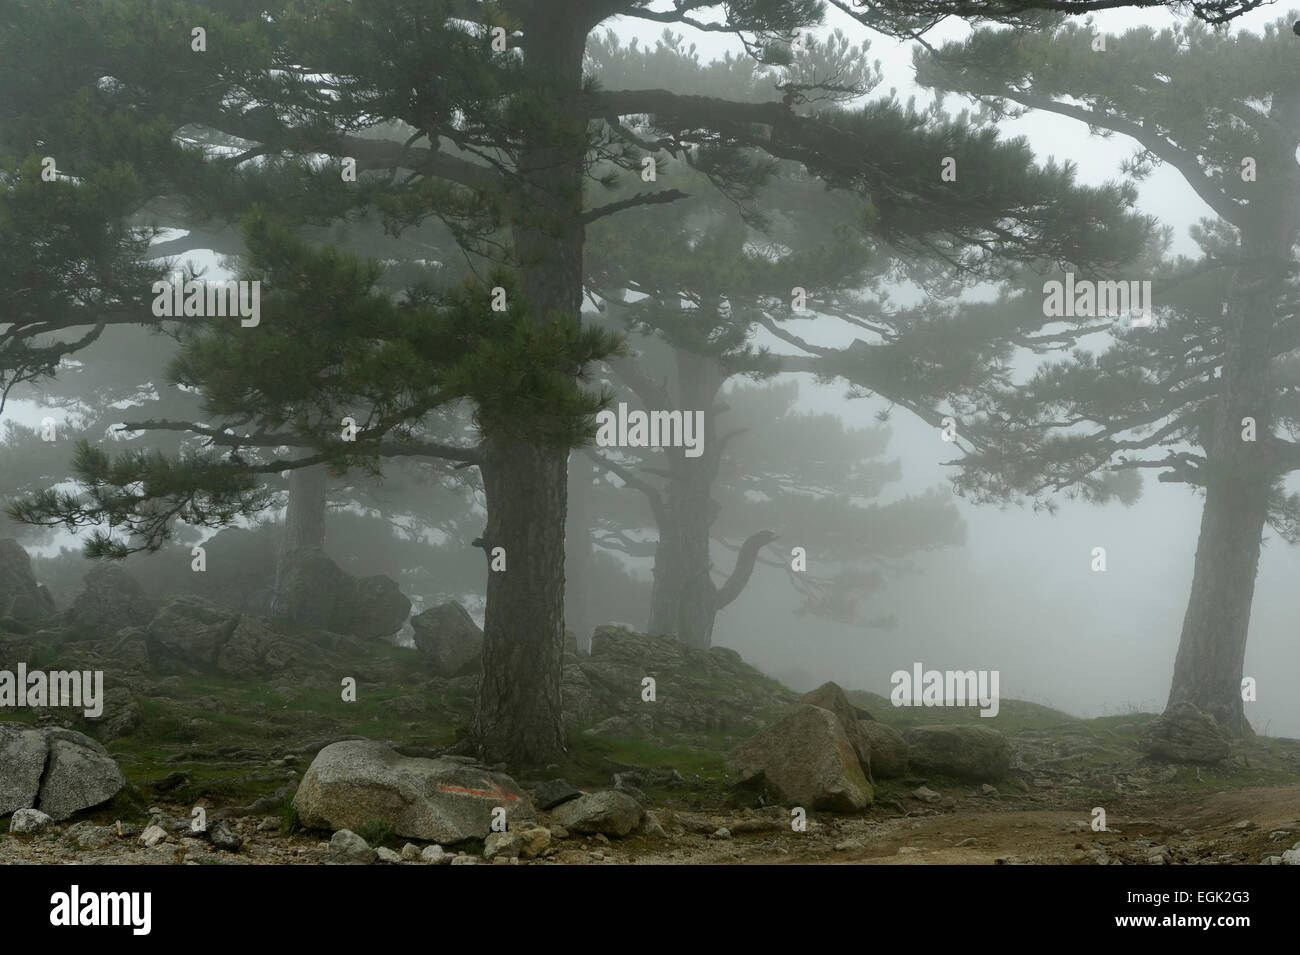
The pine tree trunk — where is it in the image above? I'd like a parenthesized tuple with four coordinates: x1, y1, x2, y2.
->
(269, 461, 328, 625)
(647, 350, 721, 649)
(470, 436, 569, 765)
(1166, 249, 1279, 737)
(467, 9, 586, 766)
(565, 450, 596, 653)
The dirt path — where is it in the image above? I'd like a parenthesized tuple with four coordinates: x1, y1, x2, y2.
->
(626, 784, 1300, 865)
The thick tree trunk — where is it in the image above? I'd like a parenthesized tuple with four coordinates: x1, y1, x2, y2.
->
(565, 450, 596, 653)
(1166, 245, 1281, 737)
(470, 436, 569, 765)
(269, 461, 328, 625)
(467, 8, 586, 766)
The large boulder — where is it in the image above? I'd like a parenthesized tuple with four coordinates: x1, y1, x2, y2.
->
(859, 720, 908, 779)
(0, 723, 125, 821)
(146, 596, 240, 670)
(902, 724, 1010, 782)
(551, 790, 643, 837)
(726, 703, 872, 811)
(144, 596, 299, 678)
(799, 681, 874, 773)
(411, 602, 483, 676)
(293, 740, 535, 843)
(271, 552, 410, 639)
(1138, 703, 1231, 764)
(66, 565, 154, 635)
(0, 539, 57, 624)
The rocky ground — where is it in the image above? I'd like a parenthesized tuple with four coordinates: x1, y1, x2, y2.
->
(3, 540, 1300, 865)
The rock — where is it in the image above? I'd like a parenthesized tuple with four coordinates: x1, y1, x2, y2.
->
(0, 539, 57, 623)
(0, 723, 47, 816)
(1139, 703, 1231, 764)
(421, 844, 451, 865)
(292, 740, 535, 843)
(140, 824, 169, 848)
(327, 829, 377, 865)
(66, 565, 153, 635)
(1281, 849, 1300, 866)
(37, 728, 127, 821)
(533, 778, 582, 810)
(726, 704, 872, 811)
(215, 617, 296, 679)
(401, 842, 421, 861)
(97, 687, 142, 740)
(61, 823, 117, 851)
(639, 811, 667, 839)
(336, 575, 411, 641)
(205, 819, 242, 851)
(484, 831, 522, 860)
(834, 838, 863, 851)
(9, 808, 52, 834)
(516, 824, 551, 858)
(550, 826, 569, 840)
(800, 682, 874, 770)
(551, 791, 644, 837)
(858, 720, 908, 779)
(913, 785, 941, 804)
(980, 783, 998, 796)
(712, 827, 732, 839)
(272, 552, 409, 639)
(411, 602, 483, 676)
(902, 725, 1011, 782)
(147, 596, 240, 669)
(376, 846, 402, 864)
(450, 854, 477, 865)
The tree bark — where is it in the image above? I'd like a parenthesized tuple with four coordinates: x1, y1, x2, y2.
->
(470, 436, 570, 765)
(467, 7, 587, 766)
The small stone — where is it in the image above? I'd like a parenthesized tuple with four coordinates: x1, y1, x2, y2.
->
(912, 785, 941, 804)
(206, 819, 243, 852)
(980, 784, 998, 796)
(484, 830, 522, 860)
(450, 854, 477, 865)
(956, 837, 978, 847)
(1282, 848, 1300, 866)
(897, 846, 920, 855)
(550, 825, 569, 840)
(712, 827, 732, 839)
(516, 825, 551, 859)
(327, 829, 376, 865)
(140, 824, 169, 848)
(401, 842, 422, 861)
(639, 811, 667, 839)
(421, 844, 451, 865)
(9, 808, 52, 834)
(376, 846, 402, 864)
(834, 839, 863, 851)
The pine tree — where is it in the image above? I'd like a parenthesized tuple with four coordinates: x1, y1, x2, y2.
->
(913, 15, 1300, 735)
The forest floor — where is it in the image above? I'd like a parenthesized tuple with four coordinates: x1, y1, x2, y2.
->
(3, 633, 1298, 865)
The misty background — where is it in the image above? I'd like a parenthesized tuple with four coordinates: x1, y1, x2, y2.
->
(6, 3, 1298, 737)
